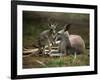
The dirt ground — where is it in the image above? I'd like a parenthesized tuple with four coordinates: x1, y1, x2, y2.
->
(23, 50, 89, 69)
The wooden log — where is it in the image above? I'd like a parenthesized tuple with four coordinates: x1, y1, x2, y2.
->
(23, 48, 38, 55)
(49, 53, 64, 57)
(23, 41, 60, 55)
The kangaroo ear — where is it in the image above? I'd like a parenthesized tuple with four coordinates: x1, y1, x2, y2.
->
(48, 23, 51, 28)
(64, 24, 71, 31)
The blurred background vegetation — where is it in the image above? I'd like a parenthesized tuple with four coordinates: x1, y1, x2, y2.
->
(23, 11, 89, 49)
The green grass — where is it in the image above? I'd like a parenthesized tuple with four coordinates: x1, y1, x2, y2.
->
(46, 54, 89, 67)
(46, 58, 65, 67)
(23, 53, 89, 68)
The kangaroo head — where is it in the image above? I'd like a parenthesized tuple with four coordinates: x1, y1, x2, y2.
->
(64, 24, 71, 32)
(48, 23, 57, 34)
(55, 24, 71, 41)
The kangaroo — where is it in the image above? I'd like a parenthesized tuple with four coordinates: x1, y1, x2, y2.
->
(55, 24, 86, 60)
(38, 23, 57, 54)
(55, 24, 72, 55)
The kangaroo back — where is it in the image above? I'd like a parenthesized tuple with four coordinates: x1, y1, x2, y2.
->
(69, 35, 86, 54)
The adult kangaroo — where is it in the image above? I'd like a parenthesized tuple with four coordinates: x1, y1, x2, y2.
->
(38, 23, 57, 54)
(55, 24, 86, 60)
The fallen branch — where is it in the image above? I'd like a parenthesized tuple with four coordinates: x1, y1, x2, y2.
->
(35, 60, 47, 67)
(23, 41, 60, 55)
(23, 48, 38, 55)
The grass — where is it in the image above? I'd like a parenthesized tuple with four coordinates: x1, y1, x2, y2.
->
(46, 54, 89, 67)
(23, 53, 89, 68)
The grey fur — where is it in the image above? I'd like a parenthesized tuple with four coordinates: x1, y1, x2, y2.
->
(38, 24, 57, 54)
(55, 24, 85, 56)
